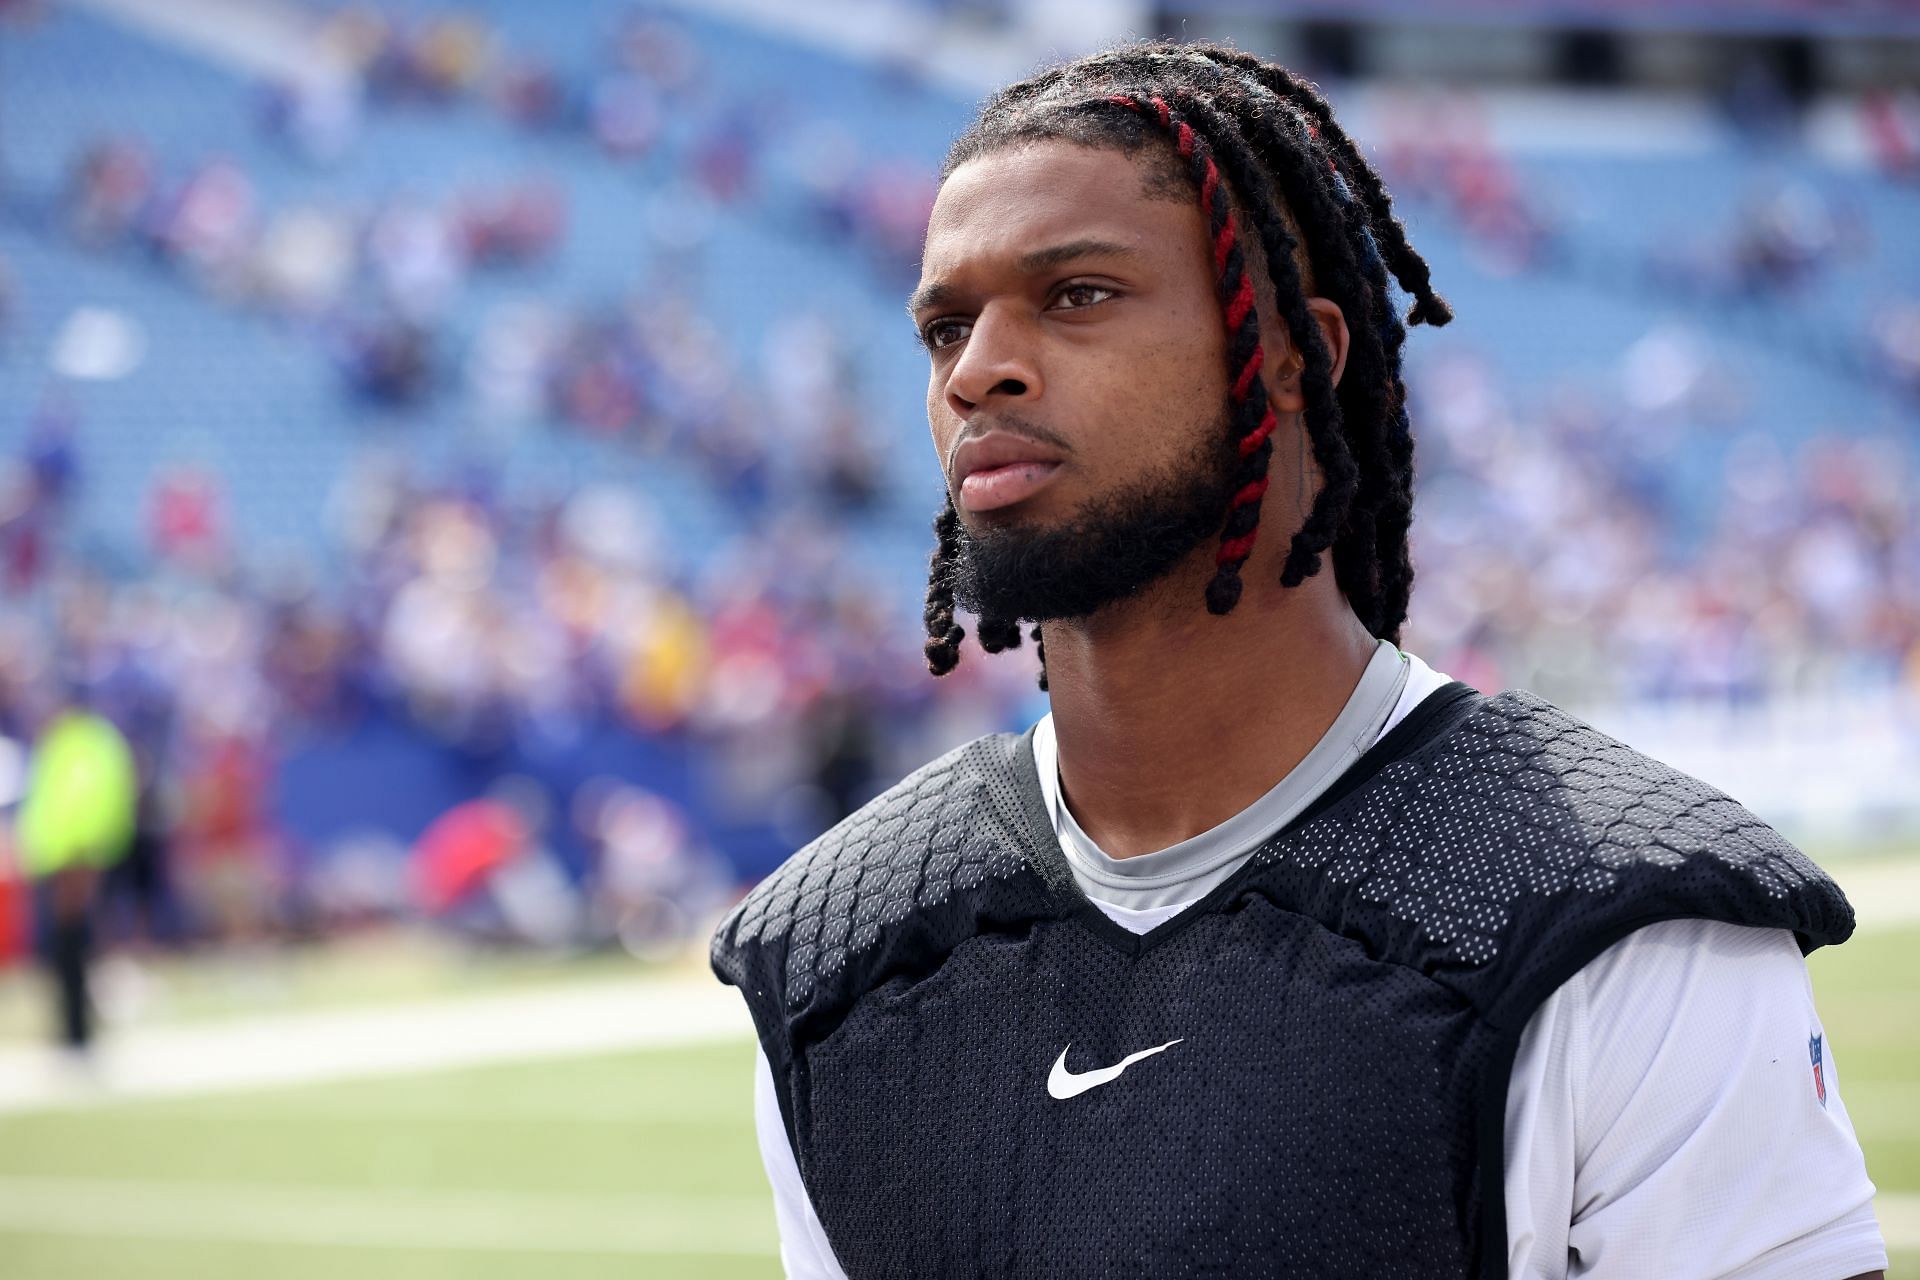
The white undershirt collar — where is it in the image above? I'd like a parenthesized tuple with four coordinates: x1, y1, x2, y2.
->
(1032, 639, 1416, 911)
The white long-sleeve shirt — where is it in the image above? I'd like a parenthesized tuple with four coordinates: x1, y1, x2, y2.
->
(748, 649, 1887, 1278)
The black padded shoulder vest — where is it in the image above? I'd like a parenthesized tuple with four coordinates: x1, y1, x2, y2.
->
(711, 688, 1853, 1279)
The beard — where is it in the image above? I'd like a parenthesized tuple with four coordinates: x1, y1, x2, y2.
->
(949, 410, 1239, 624)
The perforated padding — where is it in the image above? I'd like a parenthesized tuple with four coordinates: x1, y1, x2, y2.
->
(715, 732, 1045, 1010)
(1249, 691, 1850, 987)
(714, 690, 1849, 1025)
(709, 689, 1854, 1280)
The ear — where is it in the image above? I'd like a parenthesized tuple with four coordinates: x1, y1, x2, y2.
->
(1262, 297, 1349, 415)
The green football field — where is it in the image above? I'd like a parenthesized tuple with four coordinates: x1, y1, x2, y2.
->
(0, 918, 1913, 1278)
(0, 1040, 778, 1279)
(1805, 917, 1919, 1275)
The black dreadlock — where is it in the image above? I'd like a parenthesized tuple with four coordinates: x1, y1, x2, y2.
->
(921, 41, 1449, 687)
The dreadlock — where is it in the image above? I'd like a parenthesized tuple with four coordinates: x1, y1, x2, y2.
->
(922, 498, 1032, 674)
(923, 502, 966, 676)
(922, 41, 1450, 686)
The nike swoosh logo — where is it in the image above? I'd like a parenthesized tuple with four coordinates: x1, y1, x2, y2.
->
(1046, 1038, 1183, 1100)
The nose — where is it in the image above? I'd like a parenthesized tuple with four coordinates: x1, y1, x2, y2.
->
(944, 307, 1042, 419)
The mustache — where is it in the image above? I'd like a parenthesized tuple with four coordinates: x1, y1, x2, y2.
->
(945, 413, 1074, 478)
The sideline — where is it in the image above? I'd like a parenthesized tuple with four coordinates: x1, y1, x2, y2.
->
(0, 973, 749, 1115)
(1879, 1193, 1920, 1253)
(0, 1173, 1908, 1255)
(1836, 857, 1920, 933)
(4, 855, 1915, 1115)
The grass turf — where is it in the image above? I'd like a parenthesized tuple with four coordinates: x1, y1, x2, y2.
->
(0, 929, 690, 1047)
(1807, 919, 1920, 1275)
(0, 923, 1911, 1277)
(0, 1040, 778, 1279)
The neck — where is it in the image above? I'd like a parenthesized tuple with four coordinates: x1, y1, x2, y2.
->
(1038, 559, 1378, 860)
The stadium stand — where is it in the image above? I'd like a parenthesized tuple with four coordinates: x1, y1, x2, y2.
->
(0, 0, 1915, 952)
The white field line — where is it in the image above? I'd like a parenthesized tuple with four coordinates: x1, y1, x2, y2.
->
(1835, 858, 1920, 934)
(127, 1088, 757, 1126)
(1878, 1193, 1920, 1251)
(0, 1172, 1907, 1257)
(0, 1174, 777, 1256)
(0, 975, 751, 1115)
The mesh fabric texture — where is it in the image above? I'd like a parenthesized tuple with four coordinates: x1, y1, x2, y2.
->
(711, 690, 1853, 1279)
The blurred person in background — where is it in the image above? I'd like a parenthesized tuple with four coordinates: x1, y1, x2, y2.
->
(414, 777, 576, 950)
(0, 0, 1904, 1111)
(63, 138, 154, 246)
(0, 253, 14, 354)
(576, 779, 729, 960)
(14, 695, 137, 1053)
(173, 722, 280, 949)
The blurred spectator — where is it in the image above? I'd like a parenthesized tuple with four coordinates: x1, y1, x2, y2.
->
(341, 311, 434, 405)
(589, 72, 664, 158)
(26, 393, 79, 510)
(64, 139, 155, 246)
(0, 395, 78, 593)
(416, 781, 576, 947)
(366, 199, 461, 321)
(99, 730, 181, 954)
(257, 75, 362, 164)
(1401, 340, 1920, 705)
(1861, 89, 1920, 181)
(577, 780, 729, 959)
(252, 206, 357, 315)
(0, 254, 14, 353)
(493, 57, 572, 132)
(1730, 180, 1842, 295)
(4, 6, 1916, 980)
(173, 726, 280, 946)
(146, 465, 227, 570)
(149, 158, 259, 294)
(1378, 93, 1561, 272)
(1870, 297, 1920, 398)
(456, 180, 567, 267)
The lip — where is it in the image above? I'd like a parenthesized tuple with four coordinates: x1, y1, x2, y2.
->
(951, 432, 1067, 514)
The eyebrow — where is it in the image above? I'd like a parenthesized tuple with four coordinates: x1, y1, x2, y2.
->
(907, 238, 1139, 317)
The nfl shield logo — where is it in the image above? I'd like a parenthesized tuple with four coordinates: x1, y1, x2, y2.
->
(1809, 1033, 1827, 1108)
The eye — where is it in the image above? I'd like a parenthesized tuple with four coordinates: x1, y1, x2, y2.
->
(1049, 282, 1116, 311)
(921, 318, 971, 351)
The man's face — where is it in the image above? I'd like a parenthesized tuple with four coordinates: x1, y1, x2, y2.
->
(911, 140, 1245, 622)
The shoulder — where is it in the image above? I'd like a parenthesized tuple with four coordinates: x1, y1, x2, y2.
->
(1505, 919, 1885, 1278)
(1514, 919, 1814, 1101)
(1505, 918, 1885, 1279)
(1451, 690, 1848, 925)
(709, 729, 1031, 1005)
(1267, 688, 1853, 991)
(1567, 918, 1817, 1085)
(1568, 918, 1861, 1175)
(1458, 687, 1763, 835)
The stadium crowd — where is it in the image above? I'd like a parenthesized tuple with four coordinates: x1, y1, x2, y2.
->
(2, 5, 1917, 986)
(3, 324, 1914, 969)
